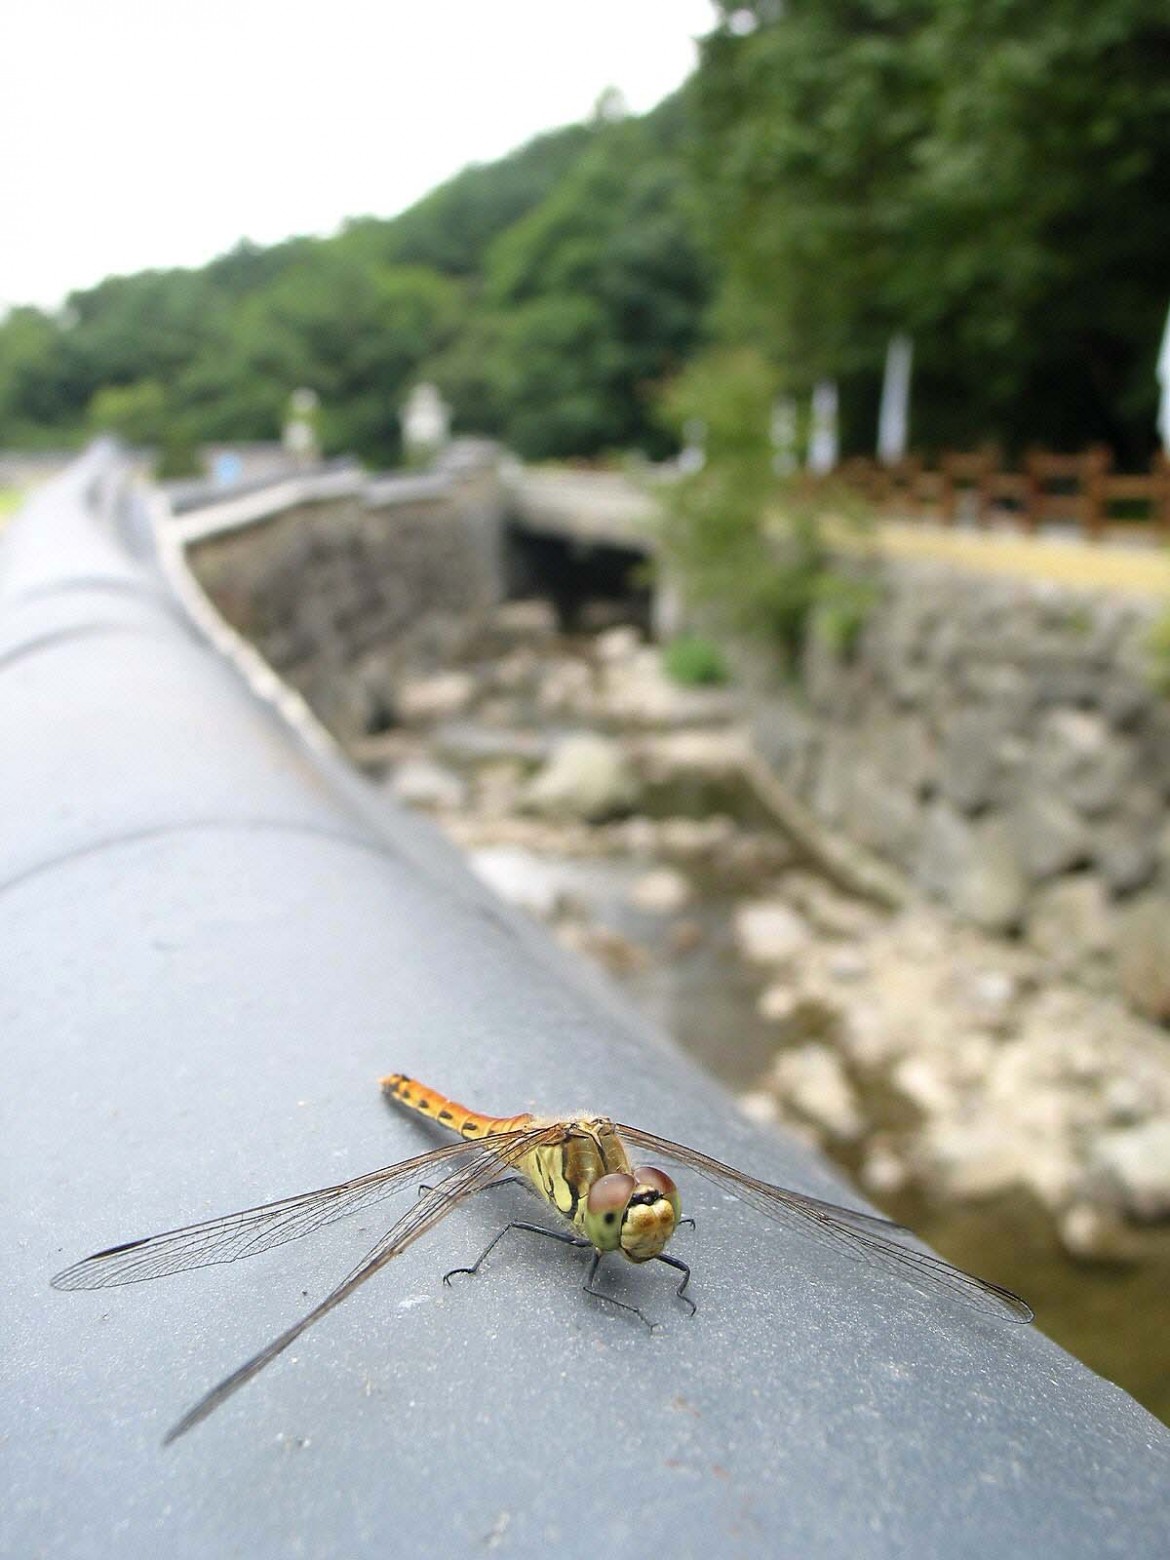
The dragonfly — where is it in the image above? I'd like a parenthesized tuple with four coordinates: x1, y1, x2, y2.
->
(52, 1072, 1033, 1444)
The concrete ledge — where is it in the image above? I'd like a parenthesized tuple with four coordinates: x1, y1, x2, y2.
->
(3, 447, 1168, 1559)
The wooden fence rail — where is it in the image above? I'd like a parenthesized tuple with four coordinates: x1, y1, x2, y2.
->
(837, 448, 1170, 543)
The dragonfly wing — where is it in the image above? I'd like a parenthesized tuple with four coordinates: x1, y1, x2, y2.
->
(51, 1136, 524, 1291)
(616, 1124, 1033, 1324)
(162, 1123, 566, 1444)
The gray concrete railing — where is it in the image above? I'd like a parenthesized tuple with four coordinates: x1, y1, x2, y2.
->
(3, 444, 1168, 1559)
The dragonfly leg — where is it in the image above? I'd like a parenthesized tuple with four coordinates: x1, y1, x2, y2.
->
(654, 1252, 697, 1316)
(677, 1216, 696, 1232)
(582, 1250, 656, 1332)
(443, 1221, 588, 1285)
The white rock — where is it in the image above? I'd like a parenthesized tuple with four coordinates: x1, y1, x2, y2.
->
(594, 626, 642, 663)
(951, 1032, 996, 1084)
(536, 658, 595, 714)
(757, 984, 799, 1023)
(617, 816, 662, 856)
(733, 900, 811, 965)
(627, 868, 692, 915)
(1092, 1118, 1170, 1220)
(860, 1141, 910, 1195)
(826, 947, 870, 982)
(389, 758, 467, 810)
(599, 647, 736, 726)
(473, 762, 525, 818)
(737, 1090, 780, 1126)
(837, 1004, 907, 1068)
(522, 734, 639, 821)
(919, 1119, 1032, 1200)
(1058, 1202, 1136, 1262)
(656, 816, 736, 856)
(1100, 1076, 1146, 1125)
(633, 727, 750, 778)
(491, 647, 541, 692)
(396, 671, 476, 722)
(922, 1114, 1078, 1209)
(491, 599, 558, 639)
(968, 969, 1018, 1014)
(890, 1055, 956, 1116)
(469, 846, 566, 918)
(771, 1044, 863, 1140)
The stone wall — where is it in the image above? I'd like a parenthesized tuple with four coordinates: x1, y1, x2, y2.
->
(187, 470, 506, 740)
(752, 560, 1170, 1021)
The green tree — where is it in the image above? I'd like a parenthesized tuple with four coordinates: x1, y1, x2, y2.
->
(176, 250, 465, 462)
(0, 307, 75, 443)
(481, 106, 710, 458)
(692, 0, 1170, 458)
(87, 379, 169, 444)
(348, 123, 596, 278)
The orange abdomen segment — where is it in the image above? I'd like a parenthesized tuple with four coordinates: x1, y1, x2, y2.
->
(380, 1072, 534, 1140)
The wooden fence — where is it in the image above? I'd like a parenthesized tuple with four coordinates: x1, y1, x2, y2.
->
(837, 447, 1170, 543)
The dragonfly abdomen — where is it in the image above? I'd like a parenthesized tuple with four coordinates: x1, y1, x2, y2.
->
(380, 1072, 535, 1140)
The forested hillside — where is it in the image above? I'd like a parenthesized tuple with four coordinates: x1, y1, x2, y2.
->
(0, 100, 709, 468)
(2, 1, 1167, 468)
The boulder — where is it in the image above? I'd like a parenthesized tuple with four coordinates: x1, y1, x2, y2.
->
(770, 1044, 863, 1140)
(951, 817, 1029, 932)
(1057, 1202, 1138, 1262)
(873, 713, 937, 799)
(939, 708, 1011, 814)
(522, 734, 640, 822)
(915, 800, 972, 901)
(536, 657, 595, 715)
(600, 648, 738, 727)
(1034, 708, 1135, 817)
(389, 759, 467, 811)
(594, 626, 642, 663)
(1090, 1119, 1170, 1220)
(757, 984, 800, 1023)
(1116, 893, 1170, 1023)
(1008, 793, 1092, 883)
(396, 670, 477, 723)
(1093, 786, 1162, 895)
(1025, 876, 1115, 978)
(468, 846, 567, 918)
(627, 868, 692, 915)
(848, 761, 923, 861)
(490, 598, 559, 641)
(733, 900, 812, 964)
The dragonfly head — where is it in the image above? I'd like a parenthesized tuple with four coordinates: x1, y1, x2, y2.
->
(583, 1167, 681, 1263)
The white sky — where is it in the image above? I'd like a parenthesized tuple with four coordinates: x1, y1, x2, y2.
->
(2, 0, 719, 315)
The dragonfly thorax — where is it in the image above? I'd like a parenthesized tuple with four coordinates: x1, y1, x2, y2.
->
(582, 1166, 681, 1264)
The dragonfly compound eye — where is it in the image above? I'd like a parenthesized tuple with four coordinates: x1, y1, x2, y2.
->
(633, 1166, 682, 1225)
(584, 1172, 636, 1251)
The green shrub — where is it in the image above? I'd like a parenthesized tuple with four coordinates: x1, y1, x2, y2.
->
(1148, 610, 1170, 698)
(663, 634, 729, 686)
(810, 571, 880, 663)
(657, 348, 874, 674)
